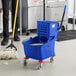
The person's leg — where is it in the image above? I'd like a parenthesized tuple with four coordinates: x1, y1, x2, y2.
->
(12, 0, 20, 41)
(1, 0, 9, 45)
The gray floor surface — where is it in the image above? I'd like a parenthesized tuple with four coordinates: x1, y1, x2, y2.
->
(0, 33, 76, 76)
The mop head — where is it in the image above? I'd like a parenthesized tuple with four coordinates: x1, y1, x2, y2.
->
(0, 48, 18, 60)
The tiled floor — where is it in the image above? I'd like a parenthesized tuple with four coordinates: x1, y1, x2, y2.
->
(0, 33, 76, 76)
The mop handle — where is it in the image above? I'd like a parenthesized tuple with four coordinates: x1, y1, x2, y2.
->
(43, 0, 45, 20)
(12, 0, 19, 38)
(59, 5, 67, 30)
(64, 5, 67, 13)
(60, 5, 67, 25)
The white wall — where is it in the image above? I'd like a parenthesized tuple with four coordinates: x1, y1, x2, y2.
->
(0, 0, 2, 8)
(68, 0, 76, 18)
(0, 0, 76, 18)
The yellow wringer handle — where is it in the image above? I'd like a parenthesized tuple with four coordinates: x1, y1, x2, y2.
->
(12, 0, 19, 38)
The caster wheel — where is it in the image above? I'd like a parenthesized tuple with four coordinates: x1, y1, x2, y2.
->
(38, 63, 42, 70)
(24, 59, 27, 66)
(61, 26, 65, 31)
(26, 31, 30, 36)
(50, 57, 54, 63)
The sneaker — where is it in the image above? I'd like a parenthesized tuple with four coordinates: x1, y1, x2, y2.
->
(1, 38, 9, 46)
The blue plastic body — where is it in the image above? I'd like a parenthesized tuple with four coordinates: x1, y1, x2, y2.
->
(22, 21, 59, 61)
(22, 36, 55, 61)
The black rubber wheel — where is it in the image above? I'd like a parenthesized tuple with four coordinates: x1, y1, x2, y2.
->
(38, 63, 42, 70)
(50, 57, 54, 63)
(26, 31, 30, 36)
(61, 26, 65, 31)
(24, 59, 27, 66)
